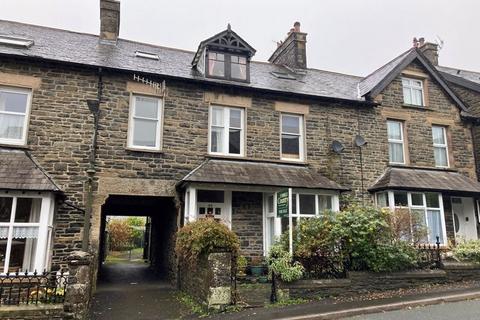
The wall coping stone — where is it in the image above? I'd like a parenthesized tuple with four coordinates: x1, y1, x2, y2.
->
(66, 251, 93, 266)
(348, 269, 446, 279)
(282, 278, 351, 289)
(442, 261, 480, 270)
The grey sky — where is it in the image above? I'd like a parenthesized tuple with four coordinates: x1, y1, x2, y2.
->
(2, 0, 479, 76)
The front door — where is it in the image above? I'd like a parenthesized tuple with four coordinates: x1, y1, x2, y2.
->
(451, 197, 478, 241)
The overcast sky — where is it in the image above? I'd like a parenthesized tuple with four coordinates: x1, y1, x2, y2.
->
(2, 0, 479, 76)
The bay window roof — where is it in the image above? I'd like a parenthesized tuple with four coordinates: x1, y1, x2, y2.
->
(369, 166, 480, 194)
(0, 148, 60, 191)
(180, 159, 347, 191)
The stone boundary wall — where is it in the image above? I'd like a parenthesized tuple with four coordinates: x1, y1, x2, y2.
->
(0, 251, 93, 320)
(280, 263, 480, 300)
(0, 304, 64, 320)
(178, 252, 234, 310)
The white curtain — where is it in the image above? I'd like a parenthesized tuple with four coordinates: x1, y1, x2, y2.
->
(427, 210, 443, 243)
(0, 113, 24, 139)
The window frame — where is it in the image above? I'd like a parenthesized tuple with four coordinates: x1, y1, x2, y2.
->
(401, 77, 424, 106)
(0, 192, 54, 274)
(432, 125, 449, 168)
(263, 190, 339, 255)
(0, 86, 32, 146)
(205, 51, 250, 82)
(387, 120, 406, 165)
(375, 190, 447, 245)
(127, 94, 163, 151)
(208, 105, 245, 157)
(280, 113, 305, 162)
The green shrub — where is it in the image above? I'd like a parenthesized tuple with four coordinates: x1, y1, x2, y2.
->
(267, 245, 304, 282)
(175, 218, 240, 263)
(364, 242, 419, 272)
(453, 240, 480, 263)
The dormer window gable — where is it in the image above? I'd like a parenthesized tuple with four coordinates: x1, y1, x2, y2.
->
(192, 24, 256, 83)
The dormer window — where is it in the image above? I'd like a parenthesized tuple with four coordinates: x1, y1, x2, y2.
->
(192, 24, 256, 83)
(207, 52, 248, 81)
(231, 55, 247, 80)
(208, 52, 225, 77)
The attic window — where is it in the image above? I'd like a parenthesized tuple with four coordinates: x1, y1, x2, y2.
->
(0, 36, 34, 48)
(206, 51, 249, 82)
(271, 72, 296, 80)
(135, 51, 159, 60)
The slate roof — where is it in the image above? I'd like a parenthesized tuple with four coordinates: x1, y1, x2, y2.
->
(0, 20, 363, 102)
(437, 66, 480, 93)
(0, 148, 60, 191)
(181, 159, 348, 190)
(358, 48, 413, 97)
(369, 167, 480, 194)
(358, 48, 469, 111)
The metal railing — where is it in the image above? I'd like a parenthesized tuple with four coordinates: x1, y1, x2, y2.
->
(415, 236, 442, 269)
(0, 270, 69, 306)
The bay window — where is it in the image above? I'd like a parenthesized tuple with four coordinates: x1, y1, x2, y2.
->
(432, 125, 449, 168)
(402, 77, 424, 106)
(376, 191, 446, 244)
(0, 86, 32, 146)
(209, 105, 244, 156)
(281, 114, 304, 161)
(265, 192, 338, 253)
(128, 95, 163, 151)
(0, 193, 54, 274)
(387, 120, 405, 164)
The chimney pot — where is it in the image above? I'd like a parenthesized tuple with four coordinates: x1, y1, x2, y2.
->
(100, 0, 120, 42)
(415, 37, 439, 66)
(294, 22, 301, 32)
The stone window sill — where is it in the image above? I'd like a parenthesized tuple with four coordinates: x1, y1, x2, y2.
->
(125, 147, 163, 154)
(402, 104, 432, 111)
(0, 143, 30, 150)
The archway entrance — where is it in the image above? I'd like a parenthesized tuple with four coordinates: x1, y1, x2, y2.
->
(90, 195, 186, 319)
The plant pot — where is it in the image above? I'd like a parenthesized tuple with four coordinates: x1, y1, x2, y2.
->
(250, 265, 264, 276)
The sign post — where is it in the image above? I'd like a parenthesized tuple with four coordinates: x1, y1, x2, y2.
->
(276, 188, 293, 255)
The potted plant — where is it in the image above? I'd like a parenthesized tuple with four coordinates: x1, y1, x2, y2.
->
(250, 256, 265, 277)
(236, 255, 248, 279)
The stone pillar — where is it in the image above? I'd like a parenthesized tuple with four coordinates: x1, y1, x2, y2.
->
(63, 251, 93, 320)
(207, 252, 233, 310)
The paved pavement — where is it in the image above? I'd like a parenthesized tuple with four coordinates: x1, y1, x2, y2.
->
(347, 299, 480, 320)
(89, 261, 191, 320)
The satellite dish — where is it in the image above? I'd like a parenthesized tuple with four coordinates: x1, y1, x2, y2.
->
(331, 140, 345, 154)
(355, 135, 367, 147)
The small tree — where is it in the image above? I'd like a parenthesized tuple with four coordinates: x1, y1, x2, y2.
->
(108, 219, 134, 251)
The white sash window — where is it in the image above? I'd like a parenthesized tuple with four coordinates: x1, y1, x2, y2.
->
(0, 86, 32, 146)
(0, 193, 54, 274)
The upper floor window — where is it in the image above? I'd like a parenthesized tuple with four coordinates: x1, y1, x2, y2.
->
(209, 105, 244, 156)
(127, 95, 163, 151)
(281, 114, 304, 161)
(0, 86, 32, 146)
(207, 52, 248, 81)
(387, 120, 405, 164)
(402, 77, 424, 106)
(432, 125, 449, 168)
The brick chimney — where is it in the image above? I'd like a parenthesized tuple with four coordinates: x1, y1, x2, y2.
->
(100, 0, 120, 42)
(413, 37, 439, 66)
(268, 22, 307, 69)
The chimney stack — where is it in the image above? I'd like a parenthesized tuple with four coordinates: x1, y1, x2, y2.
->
(413, 37, 439, 66)
(100, 0, 120, 42)
(268, 22, 307, 70)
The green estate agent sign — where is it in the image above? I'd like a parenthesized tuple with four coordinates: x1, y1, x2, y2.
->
(277, 189, 289, 218)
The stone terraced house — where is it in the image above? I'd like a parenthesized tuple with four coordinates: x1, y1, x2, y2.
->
(1, 0, 480, 283)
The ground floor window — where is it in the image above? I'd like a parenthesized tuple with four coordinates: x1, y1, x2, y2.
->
(264, 191, 338, 254)
(375, 190, 446, 244)
(0, 192, 54, 274)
